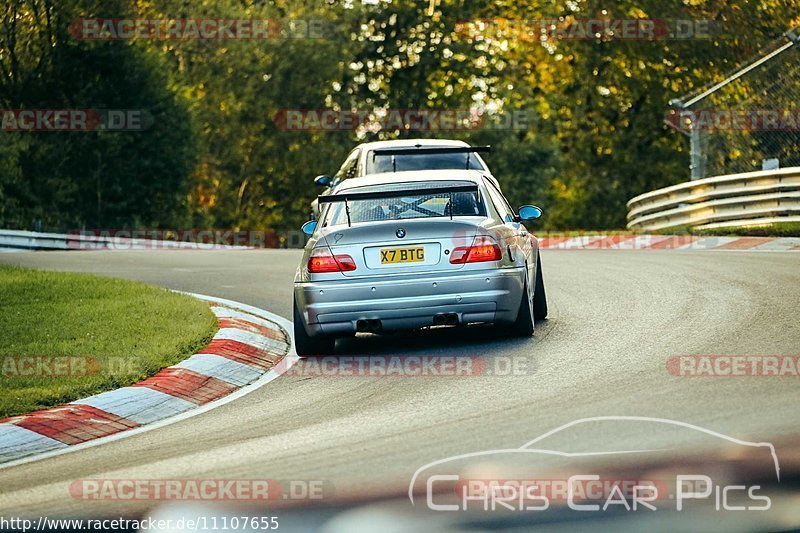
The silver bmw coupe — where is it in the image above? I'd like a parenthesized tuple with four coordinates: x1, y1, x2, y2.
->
(293, 149, 546, 356)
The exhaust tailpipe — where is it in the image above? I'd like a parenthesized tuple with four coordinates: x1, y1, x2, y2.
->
(356, 319, 382, 333)
(433, 313, 459, 326)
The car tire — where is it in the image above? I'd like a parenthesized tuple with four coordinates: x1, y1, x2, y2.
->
(533, 251, 548, 320)
(510, 268, 535, 337)
(293, 296, 335, 356)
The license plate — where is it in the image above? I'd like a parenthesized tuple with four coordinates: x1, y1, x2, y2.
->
(380, 246, 425, 264)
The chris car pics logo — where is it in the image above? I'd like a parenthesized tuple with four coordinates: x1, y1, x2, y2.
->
(409, 416, 778, 513)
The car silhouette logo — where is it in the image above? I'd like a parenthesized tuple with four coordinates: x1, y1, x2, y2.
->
(396, 228, 406, 238)
(408, 415, 782, 506)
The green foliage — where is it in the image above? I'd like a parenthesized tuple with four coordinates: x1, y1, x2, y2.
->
(690, 222, 800, 238)
(1, 0, 797, 231)
(1, 0, 197, 230)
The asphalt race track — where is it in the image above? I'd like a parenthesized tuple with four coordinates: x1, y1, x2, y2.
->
(0, 249, 798, 518)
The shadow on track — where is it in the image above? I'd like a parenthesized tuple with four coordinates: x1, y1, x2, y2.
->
(331, 320, 548, 356)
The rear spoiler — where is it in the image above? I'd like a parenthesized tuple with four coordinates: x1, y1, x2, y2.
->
(371, 146, 491, 157)
(317, 184, 480, 225)
(371, 145, 491, 171)
(318, 184, 478, 204)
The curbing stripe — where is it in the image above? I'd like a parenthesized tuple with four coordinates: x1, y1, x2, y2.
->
(209, 306, 288, 332)
(174, 353, 265, 387)
(617, 235, 670, 249)
(2, 404, 139, 445)
(555, 236, 603, 249)
(0, 425, 67, 462)
(0, 296, 292, 466)
(583, 235, 632, 249)
(716, 237, 775, 250)
(214, 327, 287, 353)
(750, 237, 800, 251)
(134, 367, 238, 405)
(647, 235, 698, 250)
(677, 236, 739, 250)
(74, 387, 197, 425)
(217, 317, 286, 341)
(537, 235, 800, 251)
(198, 339, 284, 371)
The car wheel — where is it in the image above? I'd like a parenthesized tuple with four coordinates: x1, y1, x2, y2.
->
(293, 296, 335, 356)
(510, 268, 535, 337)
(533, 251, 548, 320)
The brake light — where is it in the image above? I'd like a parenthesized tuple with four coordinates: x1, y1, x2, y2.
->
(308, 248, 357, 273)
(334, 255, 357, 271)
(450, 237, 503, 264)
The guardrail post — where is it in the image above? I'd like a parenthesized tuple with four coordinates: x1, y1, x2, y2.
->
(689, 115, 705, 180)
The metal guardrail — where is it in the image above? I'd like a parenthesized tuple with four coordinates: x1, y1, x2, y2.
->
(0, 230, 79, 251)
(0, 229, 252, 251)
(626, 167, 800, 231)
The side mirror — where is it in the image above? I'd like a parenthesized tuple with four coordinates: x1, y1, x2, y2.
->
(314, 175, 332, 187)
(301, 221, 317, 236)
(517, 205, 543, 221)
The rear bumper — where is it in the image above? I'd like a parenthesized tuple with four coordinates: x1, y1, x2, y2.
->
(294, 268, 525, 337)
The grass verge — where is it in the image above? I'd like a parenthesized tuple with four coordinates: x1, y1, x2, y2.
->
(688, 222, 800, 238)
(0, 266, 218, 418)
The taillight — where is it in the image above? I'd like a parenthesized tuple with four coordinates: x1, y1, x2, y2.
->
(308, 248, 357, 273)
(334, 255, 357, 271)
(450, 236, 503, 264)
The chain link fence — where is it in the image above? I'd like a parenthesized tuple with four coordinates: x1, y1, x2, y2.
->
(668, 27, 800, 179)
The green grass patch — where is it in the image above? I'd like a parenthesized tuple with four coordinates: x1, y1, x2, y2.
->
(650, 222, 800, 237)
(688, 222, 800, 238)
(533, 229, 638, 237)
(0, 266, 217, 418)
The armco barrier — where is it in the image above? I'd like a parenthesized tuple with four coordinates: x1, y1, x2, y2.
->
(626, 167, 800, 231)
(0, 230, 77, 251)
(0, 229, 252, 251)
(0, 229, 313, 251)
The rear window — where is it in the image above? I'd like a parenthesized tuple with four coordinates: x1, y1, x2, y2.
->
(322, 181, 485, 226)
(366, 151, 485, 174)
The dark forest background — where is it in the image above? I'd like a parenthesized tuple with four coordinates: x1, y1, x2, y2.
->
(1, 0, 797, 232)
